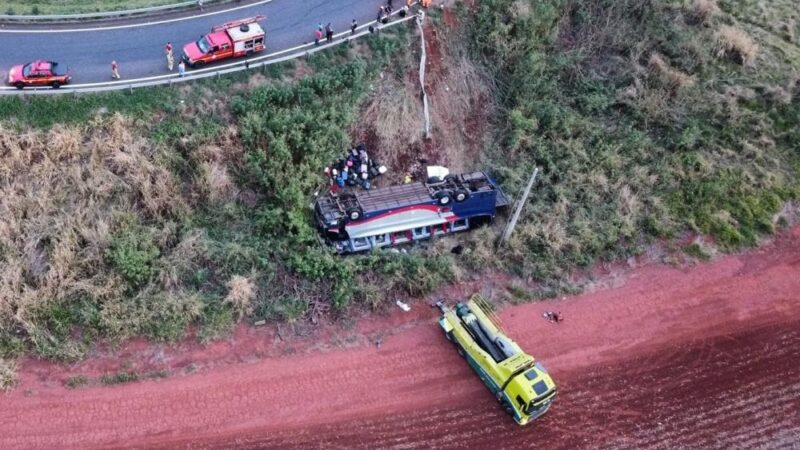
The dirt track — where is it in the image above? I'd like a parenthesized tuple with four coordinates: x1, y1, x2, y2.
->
(2, 229, 800, 449)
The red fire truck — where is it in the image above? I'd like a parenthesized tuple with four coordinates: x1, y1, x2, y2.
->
(182, 16, 266, 68)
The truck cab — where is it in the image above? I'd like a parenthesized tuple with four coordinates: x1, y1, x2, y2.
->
(182, 16, 266, 67)
(437, 296, 557, 425)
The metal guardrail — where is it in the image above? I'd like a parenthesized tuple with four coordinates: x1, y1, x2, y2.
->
(0, 11, 416, 95)
(0, 0, 228, 21)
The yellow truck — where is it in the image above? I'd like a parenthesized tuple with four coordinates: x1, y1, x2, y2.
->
(435, 295, 557, 424)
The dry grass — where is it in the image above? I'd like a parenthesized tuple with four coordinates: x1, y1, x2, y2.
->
(224, 275, 257, 317)
(355, 76, 424, 173)
(0, 358, 18, 392)
(715, 25, 759, 66)
(0, 114, 187, 339)
(354, 23, 494, 180)
(648, 53, 696, 90)
(687, 0, 720, 25)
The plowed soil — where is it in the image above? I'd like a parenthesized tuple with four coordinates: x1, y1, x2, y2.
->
(2, 228, 800, 449)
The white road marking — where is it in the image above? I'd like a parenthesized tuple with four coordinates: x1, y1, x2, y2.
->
(0, 0, 272, 33)
(0, 9, 416, 91)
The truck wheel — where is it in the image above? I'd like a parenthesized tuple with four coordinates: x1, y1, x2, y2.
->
(502, 401, 514, 416)
(435, 190, 452, 206)
(51, 82, 61, 89)
(456, 345, 465, 357)
(454, 189, 470, 202)
(346, 208, 363, 221)
(14, 82, 24, 90)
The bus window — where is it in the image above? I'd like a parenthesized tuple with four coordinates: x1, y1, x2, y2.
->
(452, 219, 469, 231)
(351, 237, 371, 251)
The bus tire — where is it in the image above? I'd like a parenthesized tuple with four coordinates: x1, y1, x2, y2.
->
(454, 189, 470, 202)
(435, 190, 452, 206)
(347, 208, 363, 221)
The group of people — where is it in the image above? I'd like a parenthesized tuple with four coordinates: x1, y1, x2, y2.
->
(109, 42, 187, 80)
(314, 23, 337, 45)
(324, 144, 387, 193)
(164, 42, 187, 77)
(315, 0, 423, 45)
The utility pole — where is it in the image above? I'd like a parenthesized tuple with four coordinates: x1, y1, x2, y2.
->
(498, 167, 539, 247)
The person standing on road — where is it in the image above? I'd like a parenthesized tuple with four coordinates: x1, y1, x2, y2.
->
(178, 60, 186, 77)
(387, 0, 393, 12)
(111, 60, 120, 79)
(351, 19, 358, 34)
(314, 27, 323, 45)
(165, 42, 174, 71)
(325, 23, 334, 42)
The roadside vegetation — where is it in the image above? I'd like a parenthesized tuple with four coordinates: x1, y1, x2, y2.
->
(457, 0, 800, 281)
(0, 0, 798, 384)
(0, 27, 454, 370)
(0, 0, 224, 15)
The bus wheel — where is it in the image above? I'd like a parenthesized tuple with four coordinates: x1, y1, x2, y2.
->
(347, 208, 363, 221)
(455, 189, 470, 202)
(435, 190, 452, 206)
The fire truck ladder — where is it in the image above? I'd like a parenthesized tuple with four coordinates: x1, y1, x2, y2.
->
(212, 15, 266, 32)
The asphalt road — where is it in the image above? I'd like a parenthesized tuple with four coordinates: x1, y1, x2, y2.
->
(0, 0, 388, 83)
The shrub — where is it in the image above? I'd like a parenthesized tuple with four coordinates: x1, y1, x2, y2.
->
(100, 371, 139, 385)
(65, 375, 90, 389)
(684, 243, 712, 261)
(715, 25, 758, 66)
(198, 302, 235, 343)
(0, 358, 19, 391)
(687, 0, 719, 25)
(224, 275, 257, 318)
(106, 225, 161, 288)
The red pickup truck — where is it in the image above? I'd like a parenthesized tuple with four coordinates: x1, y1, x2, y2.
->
(182, 16, 266, 68)
(7, 60, 71, 89)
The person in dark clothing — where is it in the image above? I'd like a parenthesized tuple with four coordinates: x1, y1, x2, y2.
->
(351, 19, 358, 34)
(387, 0, 393, 12)
(325, 23, 334, 42)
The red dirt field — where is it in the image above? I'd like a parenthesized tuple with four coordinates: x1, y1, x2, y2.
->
(2, 228, 800, 449)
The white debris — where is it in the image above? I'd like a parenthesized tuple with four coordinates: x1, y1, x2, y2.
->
(396, 300, 411, 312)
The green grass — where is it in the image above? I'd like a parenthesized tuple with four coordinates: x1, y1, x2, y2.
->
(0, 0, 224, 15)
(461, 0, 800, 278)
(64, 375, 90, 389)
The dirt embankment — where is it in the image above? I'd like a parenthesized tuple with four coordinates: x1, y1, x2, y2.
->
(1, 227, 799, 449)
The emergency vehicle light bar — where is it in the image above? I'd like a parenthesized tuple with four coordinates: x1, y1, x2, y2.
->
(211, 15, 266, 32)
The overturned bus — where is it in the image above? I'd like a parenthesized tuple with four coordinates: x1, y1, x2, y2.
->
(314, 171, 510, 253)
